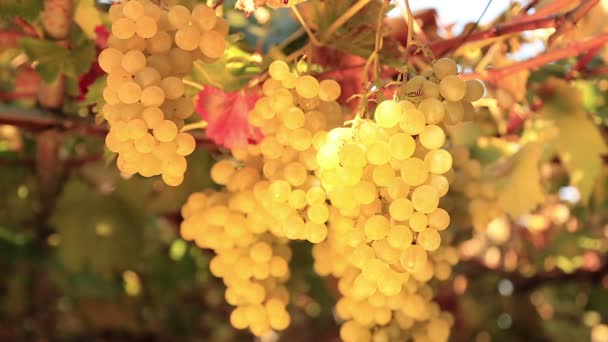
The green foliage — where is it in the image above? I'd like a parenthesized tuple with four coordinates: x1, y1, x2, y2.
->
(191, 46, 261, 92)
(0, 0, 43, 21)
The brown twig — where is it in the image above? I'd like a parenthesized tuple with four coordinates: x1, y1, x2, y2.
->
(212, 0, 224, 9)
(461, 33, 608, 83)
(565, 45, 602, 80)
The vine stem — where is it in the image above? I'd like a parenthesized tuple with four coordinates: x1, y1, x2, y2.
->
(182, 79, 204, 91)
(291, 6, 322, 46)
(461, 33, 608, 83)
(322, 0, 372, 42)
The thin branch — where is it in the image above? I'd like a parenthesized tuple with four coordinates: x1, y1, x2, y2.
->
(292, 5, 322, 46)
(565, 45, 602, 80)
(322, 0, 372, 42)
(212, 0, 224, 9)
(461, 33, 608, 83)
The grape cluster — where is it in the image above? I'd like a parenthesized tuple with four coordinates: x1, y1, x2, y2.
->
(99, 0, 228, 186)
(180, 61, 344, 336)
(309, 58, 483, 341)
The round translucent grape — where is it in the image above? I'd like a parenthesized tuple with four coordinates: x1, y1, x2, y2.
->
(113, 18, 136, 39)
(121, 50, 146, 75)
(288, 189, 307, 209)
(428, 208, 450, 231)
(279, 107, 305, 129)
(409, 212, 428, 232)
(191, 4, 217, 31)
(159, 77, 185, 100)
(153, 120, 178, 142)
(375, 100, 402, 128)
(366, 141, 391, 165)
(318, 79, 341, 102)
(175, 26, 201, 51)
(108, 3, 124, 22)
(199, 30, 226, 59)
(387, 225, 413, 249)
(433, 58, 458, 80)
(389, 198, 414, 221)
(126, 118, 147, 139)
(269, 60, 290, 81)
(418, 228, 441, 251)
(212, 17, 230, 36)
(439, 75, 466, 102)
(307, 203, 329, 224)
(283, 162, 307, 186)
(425, 174, 449, 197)
(289, 128, 312, 151)
(295, 75, 319, 99)
(134, 133, 156, 153)
(162, 173, 184, 186)
(354, 181, 377, 204)
(134, 67, 161, 88)
(425, 149, 452, 174)
(175, 132, 195, 156)
(372, 164, 395, 187)
(412, 185, 440, 214)
(99, 48, 123, 73)
(399, 108, 426, 135)
(122, 1, 144, 20)
(364, 215, 390, 240)
(387, 177, 410, 199)
(270, 88, 293, 112)
(443, 100, 464, 124)
(307, 222, 328, 243)
(135, 16, 157, 38)
(118, 82, 142, 104)
(405, 75, 425, 95)
(269, 180, 291, 202)
(418, 97, 444, 124)
(339, 143, 366, 169)
(168, 5, 190, 29)
(400, 157, 428, 186)
(422, 80, 440, 98)
(210, 159, 235, 184)
(419, 125, 445, 150)
(463, 79, 485, 102)
(400, 244, 427, 271)
(388, 133, 415, 160)
(144, 3, 161, 21)
(141, 106, 164, 129)
(146, 31, 172, 54)
(140, 85, 165, 107)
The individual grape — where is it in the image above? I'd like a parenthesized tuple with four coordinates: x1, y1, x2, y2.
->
(425, 174, 449, 197)
(135, 16, 157, 38)
(400, 244, 427, 271)
(405, 76, 425, 95)
(295, 75, 319, 99)
(118, 82, 142, 104)
(354, 181, 377, 205)
(144, 3, 161, 21)
(212, 17, 230, 36)
(400, 157, 428, 186)
(175, 132, 196, 156)
(375, 100, 402, 128)
(364, 215, 390, 240)
(389, 133, 415, 160)
(422, 80, 440, 98)
(269, 179, 291, 202)
(146, 31, 172, 54)
(269, 60, 290, 81)
(289, 128, 312, 151)
(200, 30, 226, 59)
(134, 67, 161, 88)
(122, 0, 144, 20)
(432, 58, 458, 80)
(443, 100, 464, 124)
(113, 18, 136, 39)
(411, 185, 439, 213)
(141, 107, 164, 129)
(399, 108, 426, 135)
(191, 4, 217, 31)
(153, 120, 178, 142)
(419, 125, 445, 150)
(307, 204, 329, 224)
(366, 141, 391, 165)
(121, 50, 146, 75)
(463, 79, 485, 102)
(108, 3, 124, 21)
(162, 172, 184, 186)
(417, 228, 441, 251)
(98, 48, 123, 73)
(425, 149, 452, 174)
(283, 162, 307, 186)
(134, 133, 156, 153)
(389, 198, 414, 221)
(409, 211, 428, 232)
(160, 77, 185, 100)
(168, 5, 190, 29)
(210, 159, 236, 184)
(439, 75, 466, 102)
(175, 26, 201, 51)
(387, 225, 413, 249)
(140, 86, 165, 107)
(428, 208, 450, 231)
(126, 118, 147, 139)
(418, 98, 444, 124)
(318, 79, 341, 102)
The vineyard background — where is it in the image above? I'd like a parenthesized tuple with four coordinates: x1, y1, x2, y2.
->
(1, 0, 608, 341)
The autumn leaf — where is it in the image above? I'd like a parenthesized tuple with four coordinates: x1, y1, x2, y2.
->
(195, 86, 262, 149)
(497, 142, 545, 218)
(492, 51, 530, 109)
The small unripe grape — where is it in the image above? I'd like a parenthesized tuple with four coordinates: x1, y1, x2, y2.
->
(375, 100, 402, 128)
(433, 58, 458, 79)
(112, 18, 136, 39)
(212, 17, 230, 36)
(419, 125, 445, 150)
(121, 50, 146, 75)
(162, 173, 184, 186)
(463, 79, 485, 102)
(168, 5, 190, 29)
(439, 75, 466, 102)
(269, 179, 291, 203)
(153, 120, 178, 142)
(318, 79, 341, 102)
(269, 60, 290, 81)
(372, 164, 395, 187)
(295, 75, 319, 99)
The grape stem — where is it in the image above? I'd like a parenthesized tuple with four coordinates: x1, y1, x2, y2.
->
(182, 79, 204, 91)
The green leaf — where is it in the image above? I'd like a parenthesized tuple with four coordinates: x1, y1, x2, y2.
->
(20, 30, 95, 84)
(0, 0, 43, 21)
(81, 75, 107, 114)
(539, 78, 608, 203)
(496, 142, 545, 218)
(191, 46, 260, 92)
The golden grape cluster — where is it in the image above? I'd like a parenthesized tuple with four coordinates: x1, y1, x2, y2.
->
(180, 58, 484, 340)
(180, 61, 344, 337)
(99, 0, 228, 186)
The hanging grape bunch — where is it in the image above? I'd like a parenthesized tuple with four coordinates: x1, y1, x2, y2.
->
(99, 0, 228, 186)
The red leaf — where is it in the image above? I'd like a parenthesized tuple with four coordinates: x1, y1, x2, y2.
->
(94, 25, 109, 49)
(196, 87, 262, 149)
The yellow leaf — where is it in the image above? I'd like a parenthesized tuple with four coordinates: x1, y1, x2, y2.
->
(540, 78, 608, 203)
(74, 0, 101, 38)
(497, 143, 545, 218)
